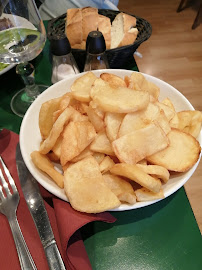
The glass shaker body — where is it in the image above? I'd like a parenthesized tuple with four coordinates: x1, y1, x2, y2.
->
(51, 53, 79, 84)
(84, 31, 109, 72)
(84, 52, 109, 72)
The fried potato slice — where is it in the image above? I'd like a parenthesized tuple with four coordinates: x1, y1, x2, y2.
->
(105, 112, 124, 141)
(52, 134, 63, 158)
(100, 73, 127, 88)
(169, 113, 179, 129)
(135, 188, 164, 202)
(103, 173, 136, 204)
(177, 110, 202, 138)
(129, 72, 160, 100)
(40, 107, 74, 154)
(64, 156, 121, 213)
(92, 152, 105, 164)
(90, 130, 115, 155)
(136, 164, 170, 183)
(86, 105, 105, 132)
(147, 129, 201, 172)
(155, 102, 175, 121)
(118, 104, 171, 137)
(60, 121, 97, 166)
(39, 96, 62, 139)
(113, 123, 169, 164)
(99, 156, 115, 173)
(71, 71, 97, 102)
(31, 151, 64, 188)
(46, 151, 60, 162)
(90, 78, 150, 113)
(71, 146, 93, 163)
(110, 163, 162, 193)
(162, 97, 175, 111)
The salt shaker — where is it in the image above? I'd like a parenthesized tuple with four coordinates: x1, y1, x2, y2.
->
(84, 31, 109, 72)
(50, 36, 79, 84)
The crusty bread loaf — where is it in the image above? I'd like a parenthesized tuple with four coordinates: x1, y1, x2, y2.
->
(118, 28, 138, 47)
(81, 7, 98, 41)
(98, 14, 111, 50)
(66, 8, 138, 50)
(111, 12, 138, 49)
(66, 8, 83, 47)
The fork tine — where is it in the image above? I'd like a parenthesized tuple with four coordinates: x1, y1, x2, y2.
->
(0, 168, 12, 197)
(0, 156, 18, 193)
(0, 184, 5, 201)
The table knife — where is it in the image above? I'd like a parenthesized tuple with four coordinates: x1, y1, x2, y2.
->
(16, 143, 66, 270)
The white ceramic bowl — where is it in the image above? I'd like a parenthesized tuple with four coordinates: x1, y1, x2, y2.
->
(20, 69, 202, 211)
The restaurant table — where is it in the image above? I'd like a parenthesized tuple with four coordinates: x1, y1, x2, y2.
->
(0, 26, 202, 270)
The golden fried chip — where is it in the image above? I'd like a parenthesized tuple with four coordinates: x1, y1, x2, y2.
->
(52, 134, 63, 158)
(31, 151, 64, 188)
(86, 105, 105, 132)
(103, 173, 136, 204)
(71, 146, 93, 163)
(46, 151, 60, 162)
(39, 96, 62, 139)
(60, 121, 96, 166)
(64, 156, 121, 213)
(100, 73, 127, 88)
(90, 129, 115, 155)
(110, 163, 162, 193)
(129, 72, 160, 100)
(118, 103, 160, 137)
(177, 110, 202, 138)
(99, 156, 115, 173)
(71, 71, 97, 102)
(135, 188, 164, 202)
(113, 123, 169, 164)
(155, 102, 175, 121)
(136, 164, 170, 183)
(40, 107, 74, 154)
(147, 129, 201, 172)
(90, 78, 150, 113)
(162, 97, 175, 111)
(92, 152, 105, 164)
(105, 112, 124, 141)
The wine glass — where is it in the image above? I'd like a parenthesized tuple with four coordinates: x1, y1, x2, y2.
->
(0, 0, 47, 117)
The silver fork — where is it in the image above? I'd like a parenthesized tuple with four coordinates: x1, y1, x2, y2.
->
(0, 156, 37, 270)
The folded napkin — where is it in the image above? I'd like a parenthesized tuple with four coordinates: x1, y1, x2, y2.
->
(0, 129, 116, 270)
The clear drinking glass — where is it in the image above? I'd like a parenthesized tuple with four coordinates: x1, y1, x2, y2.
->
(0, 0, 47, 117)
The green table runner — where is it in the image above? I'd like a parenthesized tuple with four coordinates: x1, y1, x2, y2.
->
(0, 25, 202, 270)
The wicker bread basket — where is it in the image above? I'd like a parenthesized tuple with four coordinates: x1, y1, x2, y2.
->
(47, 9, 152, 71)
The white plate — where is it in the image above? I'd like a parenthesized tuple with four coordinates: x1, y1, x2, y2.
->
(20, 69, 202, 211)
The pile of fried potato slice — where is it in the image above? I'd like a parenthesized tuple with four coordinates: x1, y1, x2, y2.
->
(31, 71, 202, 213)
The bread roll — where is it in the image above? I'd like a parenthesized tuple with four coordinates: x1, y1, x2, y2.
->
(98, 14, 111, 50)
(118, 28, 138, 47)
(66, 8, 83, 46)
(111, 12, 138, 49)
(81, 7, 98, 41)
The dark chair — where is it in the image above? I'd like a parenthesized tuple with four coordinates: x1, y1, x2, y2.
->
(177, 0, 202, 29)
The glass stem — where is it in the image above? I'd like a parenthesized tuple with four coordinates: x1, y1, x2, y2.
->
(16, 62, 40, 101)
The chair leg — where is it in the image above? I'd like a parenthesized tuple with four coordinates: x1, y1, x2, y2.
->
(192, 3, 202, 29)
(177, 0, 187, 12)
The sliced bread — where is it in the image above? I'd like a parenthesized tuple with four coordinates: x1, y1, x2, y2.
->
(111, 12, 138, 49)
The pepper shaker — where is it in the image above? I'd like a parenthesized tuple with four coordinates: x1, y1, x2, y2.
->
(84, 31, 109, 72)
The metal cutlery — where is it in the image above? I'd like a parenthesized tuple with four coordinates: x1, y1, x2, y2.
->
(0, 155, 37, 270)
(16, 144, 66, 270)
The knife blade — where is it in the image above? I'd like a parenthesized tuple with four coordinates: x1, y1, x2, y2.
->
(16, 143, 66, 270)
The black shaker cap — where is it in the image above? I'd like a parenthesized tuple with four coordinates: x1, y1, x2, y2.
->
(86, 31, 106, 54)
(50, 35, 71, 56)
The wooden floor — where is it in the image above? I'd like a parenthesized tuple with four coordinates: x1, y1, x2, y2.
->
(118, 0, 202, 233)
